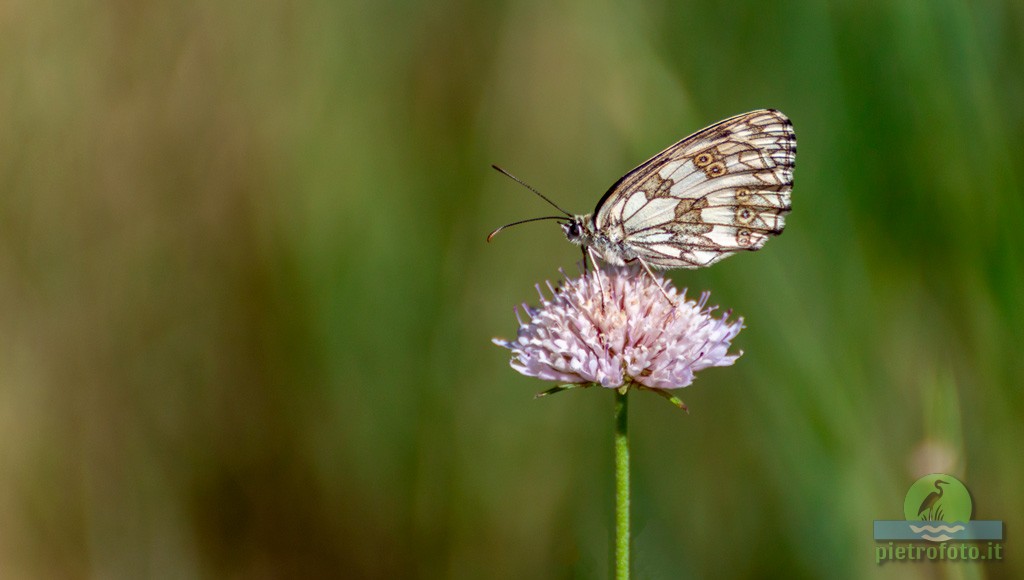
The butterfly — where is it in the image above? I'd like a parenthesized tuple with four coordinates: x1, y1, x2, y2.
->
(489, 109, 795, 279)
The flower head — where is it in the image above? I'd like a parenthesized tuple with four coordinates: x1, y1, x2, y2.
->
(493, 266, 743, 393)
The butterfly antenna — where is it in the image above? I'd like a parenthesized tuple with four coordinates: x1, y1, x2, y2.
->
(491, 165, 573, 217)
(487, 216, 567, 242)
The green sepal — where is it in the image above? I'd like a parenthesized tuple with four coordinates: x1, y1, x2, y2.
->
(645, 387, 689, 413)
(535, 383, 590, 399)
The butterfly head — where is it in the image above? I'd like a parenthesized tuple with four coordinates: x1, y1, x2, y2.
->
(561, 215, 594, 246)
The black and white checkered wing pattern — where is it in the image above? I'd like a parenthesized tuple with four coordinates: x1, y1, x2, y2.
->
(593, 109, 796, 269)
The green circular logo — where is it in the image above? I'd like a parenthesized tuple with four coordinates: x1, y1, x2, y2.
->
(903, 473, 972, 522)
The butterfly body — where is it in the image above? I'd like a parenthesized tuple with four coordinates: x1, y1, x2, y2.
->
(491, 109, 796, 273)
(562, 215, 635, 266)
(569, 109, 795, 270)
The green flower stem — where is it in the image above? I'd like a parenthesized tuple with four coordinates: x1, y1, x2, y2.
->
(614, 388, 630, 579)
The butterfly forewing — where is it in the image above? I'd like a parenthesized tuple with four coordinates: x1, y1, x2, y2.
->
(593, 109, 795, 269)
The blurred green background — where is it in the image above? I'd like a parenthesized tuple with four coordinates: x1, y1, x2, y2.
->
(1, 0, 1021, 578)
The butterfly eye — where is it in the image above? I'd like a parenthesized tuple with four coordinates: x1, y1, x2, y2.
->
(568, 222, 582, 239)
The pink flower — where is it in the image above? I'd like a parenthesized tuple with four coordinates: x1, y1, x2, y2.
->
(493, 266, 743, 393)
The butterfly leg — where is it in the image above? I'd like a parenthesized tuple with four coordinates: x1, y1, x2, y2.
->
(636, 257, 675, 305)
(586, 247, 609, 308)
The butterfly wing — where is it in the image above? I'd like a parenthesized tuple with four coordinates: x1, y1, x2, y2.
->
(592, 109, 795, 269)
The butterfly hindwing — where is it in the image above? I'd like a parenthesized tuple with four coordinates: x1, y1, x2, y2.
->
(593, 109, 795, 269)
